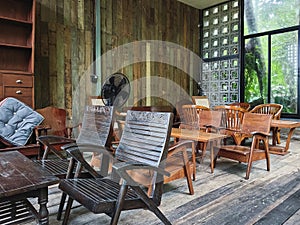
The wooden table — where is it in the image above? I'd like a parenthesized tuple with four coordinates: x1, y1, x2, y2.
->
(0, 151, 59, 224)
(270, 120, 300, 155)
(171, 128, 227, 173)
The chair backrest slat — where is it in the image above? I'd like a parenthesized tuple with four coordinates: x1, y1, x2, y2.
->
(116, 110, 173, 168)
(250, 103, 283, 120)
(214, 105, 246, 131)
(77, 106, 114, 148)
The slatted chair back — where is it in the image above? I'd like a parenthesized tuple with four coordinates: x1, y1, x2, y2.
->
(181, 104, 209, 129)
(115, 110, 173, 178)
(214, 105, 247, 145)
(229, 102, 251, 111)
(250, 103, 283, 120)
(76, 105, 114, 148)
(214, 105, 246, 131)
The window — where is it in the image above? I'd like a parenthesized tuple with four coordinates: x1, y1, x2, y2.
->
(243, 0, 300, 116)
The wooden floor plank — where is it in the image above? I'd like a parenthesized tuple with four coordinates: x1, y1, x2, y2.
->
(23, 134, 300, 225)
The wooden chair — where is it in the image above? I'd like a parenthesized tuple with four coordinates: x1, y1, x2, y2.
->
(214, 105, 247, 145)
(36, 106, 76, 157)
(229, 102, 251, 111)
(35, 105, 114, 178)
(36, 106, 115, 221)
(0, 97, 46, 158)
(214, 113, 272, 179)
(59, 110, 174, 225)
(250, 103, 283, 144)
(192, 96, 210, 108)
(181, 104, 210, 129)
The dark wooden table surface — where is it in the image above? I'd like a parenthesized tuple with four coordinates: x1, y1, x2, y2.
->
(0, 151, 59, 224)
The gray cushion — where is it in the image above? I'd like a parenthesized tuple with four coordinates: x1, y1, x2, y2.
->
(0, 98, 44, 146)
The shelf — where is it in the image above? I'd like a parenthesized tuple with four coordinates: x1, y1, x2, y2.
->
(0, 0, 35, 108)
(0, 70, 33, 76)
(0, 43, 32, 49)
(0, 16, 33, 25)
(0, 48, 32, 73)
(0, 0, 33, 22)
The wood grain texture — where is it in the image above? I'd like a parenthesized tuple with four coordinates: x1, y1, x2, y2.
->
(35, 0, 199, 123)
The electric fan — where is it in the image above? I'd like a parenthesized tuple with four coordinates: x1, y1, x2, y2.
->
(101, 73, 130, 108)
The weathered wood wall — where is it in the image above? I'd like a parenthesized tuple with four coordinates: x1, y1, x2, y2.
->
(35, 0, 95, 120)
(34, 0, 199, 122)
(100, 0, 200, 106)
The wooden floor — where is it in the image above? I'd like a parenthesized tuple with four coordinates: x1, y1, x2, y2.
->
(25, 128, 300, 225)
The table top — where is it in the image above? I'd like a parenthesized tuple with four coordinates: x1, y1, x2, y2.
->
(271, 120, 300, 129)
(171, 128, 227, 142)
(0, 151, 59, 198)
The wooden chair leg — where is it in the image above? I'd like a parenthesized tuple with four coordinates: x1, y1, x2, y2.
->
(57, 192, 67, 220)
(131, 185, 172, 225)
(246, 142, 255, 180)
(264, 140, 270, 171)
(62, 197, 74, 225)
(110, 183, 128, 225)
(184, 162, 194, 195)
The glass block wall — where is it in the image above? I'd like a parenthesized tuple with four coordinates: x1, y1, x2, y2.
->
(201, 0, 240, 107)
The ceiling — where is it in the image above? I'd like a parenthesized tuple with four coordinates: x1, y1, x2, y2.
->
(177, 0, 229, 9)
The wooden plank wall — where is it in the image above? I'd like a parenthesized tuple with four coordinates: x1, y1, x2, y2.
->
(34, 0, 199, 123)
(100, 0, 200, 107)
(35, 0, 95, 121)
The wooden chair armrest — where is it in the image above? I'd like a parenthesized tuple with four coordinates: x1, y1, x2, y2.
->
(250, 131, 271, 137)
(38, 135, 73, 159)
(168, 140, 193, 156)
(112, 161, 170, 186)
(34, 124, 51, 137)
(65, 146, 104, 178)
(66, 123, 82, 138)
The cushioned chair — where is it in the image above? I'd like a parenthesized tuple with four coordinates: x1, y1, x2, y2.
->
(0, 97, 45, 157)
(59, 110, 174, 225)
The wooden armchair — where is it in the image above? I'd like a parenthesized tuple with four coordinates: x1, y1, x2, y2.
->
(0, 97, 45, 158)
(59, 110, 174, 224)
(250, 103, 283, 144)
(214, 105, 247, 145)
(181, 104, 210, 129)
(36, 106, 76, 158)
(214, 113, 272, 179)
(35, 106, 114, 178)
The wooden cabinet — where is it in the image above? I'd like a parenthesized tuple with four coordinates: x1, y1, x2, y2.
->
(0, 0, 36, 108)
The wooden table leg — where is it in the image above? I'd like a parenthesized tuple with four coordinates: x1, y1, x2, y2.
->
(210, 141, 218, 173)
(38, 188, 49, 225)
(269, 127, 296, 155)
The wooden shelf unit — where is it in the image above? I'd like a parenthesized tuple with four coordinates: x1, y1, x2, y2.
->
(0, 0, 36, 108)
